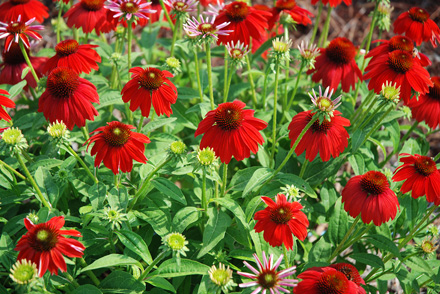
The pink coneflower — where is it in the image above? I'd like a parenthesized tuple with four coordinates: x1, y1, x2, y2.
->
(238, 252, 298, 293)
(0, 15, 43, 52)
(105, 0, 156, 22)
(183, 16, 232, 41)
(205, 0, 225, 16)
(225, 40, 250, 60)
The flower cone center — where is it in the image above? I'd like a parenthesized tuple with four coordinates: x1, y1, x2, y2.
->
(55, 39, 80, 57)
(257, 270, 278, 289)
(428, 77, 440, 100)
(81, 0, 105, 11)
(212, 269, 229, 285)
(408, 7, 429, 22)
(2, 42, 26, 64)
(10, 0, 31, 4)
(388, 50, 413, 74)
(332, 264, 362, 284)
(230, 48, 244, 59)
(31, 228, 58, 251)
(173, 1, 188, 11)
(388, 36, 414, 53)
(414, 156, 437, 176)
(214, 104, 244, 131)
(198, 23, 216, 34)
(47, 67, 80, 98)
(225, 2, 249, 22)
(276, 0, 296, 11)
(121, 1, 139, 13)
(317, 271, 348, 294)
(326, 38, 356, 65)
(7, 21, 26, 34)
(103, 123, 131, 146)
(310, 113, 332, 133)
(168, 234, 185, 250)
(270, 206, 293, 224)
(138, 68, 164, 90)
(360, 171, 388, 195)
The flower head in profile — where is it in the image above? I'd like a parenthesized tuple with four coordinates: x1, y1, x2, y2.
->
(376, 2, 392, 32)
(183, 16, 232, 43)
(392, 153, 440, 206)
(330, 263, 366, 294)
(0, 89, 15, 122)
(105, 0, 156, 22)
(9, 259, 38, 285)
(122, 67, 177, 118)
(407, 76, 440, 129)
(298, 40, 320, 69)
(269, 0, 313, 29)
(225, 40, 249, 67)
(294, 267, 358, 294)
(254, 194, 309, 250)
(47, 120, 69, 140)
(1, 127, 28, 152)
(238, 252, 298, 293)
(380, 81, 400, 103)
(195, 100, 267, 164)
(0, 15, 43, 52)
(86, 121, 150, 174)
(271, 36, 292, 61)
(14, 216, 85, 277)
(309, 86, 342, 121)
(164, 0, 198, 18)
(208, 263, 235, 292)
(342, 171, 400, 226)
(420, 237, 439, 255)
(0, 0, 49, 23)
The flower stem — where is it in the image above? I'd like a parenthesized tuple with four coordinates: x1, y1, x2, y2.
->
(360, 104, 394, 146)
(64, 143, 98, 184)
(224, 65, 233, 103)
(269, 61, 281, 168)
(299, 159, 308, 178)
(170, 18, 179, 57)
(78, 258, 100, 286)
(220, 163, 228, 196)
(318, 6, 333, 47)
(137, 116, 144, 133)
(194, 49, 203, 103)
(223, 47, 228, 100)
(262, 64, 270, 111)
(159, 0, 174, 31)
(284, 61, 306, 123)
(201, 168, 208, 221)
(350, 90, 375, 122)
(327, 215, 361, 262)
(138, 251, 167, 281)
(127, 21, 133, 75)
(309, 2, 323, 46)
(353, 102, 385, 132)
(62, 271, 80, 288)
(18, 40, 39, 85)
(81, 126, 89, 140)
(206, 43, 215, 110)
(0, 159, 27, 181)
(56, 2, 63, 44)
(16, 153, 51, 209)
(282, 27, 290, 113)
(283, 244, 290, 268)
(245, 54, 258, 108)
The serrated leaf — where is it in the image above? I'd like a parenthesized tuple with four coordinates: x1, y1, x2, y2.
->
(115, 230, 153, 265)
(34, 167, 59, 207)
(197, 208, 231, 258)
(81, 254, 142, 272)
(151, 177, 186, 205)
(351, 253, 384, 269)
(309, 237, 332, 263)
(348, 154, 365, 175)
(243, 168, 273, 197)
(366, 234, 401, 258)
(150, 259, 210, 278)
(328, 198, 349, 245)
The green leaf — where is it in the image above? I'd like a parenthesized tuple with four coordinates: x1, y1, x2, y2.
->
(34, 167, 60, 207)
(133, 210, 170, 237)
(29, 159, 64, 172)
(172, 207, 200, 233)
(71, 285, 103, 294)
(87, 184, 106, 211)
(197, 208, 231, 258)
(275, 173, 317, 198)
(100, 271, 145, 293)
(309, 237, 332, 263)
(229, 167, 260, 191)
(81, 254, 142, 272)
(351, 129, 367, 153)
(212, 198, 249, 230)
(151, 178, 186, 205)
(367, 137, 386, 157)
(8, 80, 27, 97)
(143, 117, 177, 134)
(348, 154, 365, 175)
(21, 66, 31, 79)
(366, 234, 401, 258)
(150, 259, 210, 278)
(114, 230, 153, 265)
(351, 253, 384, 269)
(400, 138, 421, 155)
(328, 198, 349, 245)
(243, 168, 273, 197)
(146, 277, 176, 293)
(404, 256, 434, 275)
(95, 89, 123, 109)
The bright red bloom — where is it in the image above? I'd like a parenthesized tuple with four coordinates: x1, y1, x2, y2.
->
(251, 4, 277, 59)
(38, 67, 100, 130)
(15, 216, 85, 277)
(269, 0, 313, 29)
(200, 0, 223, 7)
(213, 1, 271, 46)
(0, 89, 14, 122)
(0, 16, 43, 52)
(64, 0, 116, 35)
(0, 42, 47, 90)
(392, 153, 440, 206)
(366, 35, 431, 67)
(307, 37, 362, 92)
(86, 121, 150, 174)
(0, 0, 49, 23)
(122, 67, 177, 118)
(329, 263, 366, 294)
(407, 77, 440, 129)
(393, 7, 440, 47)
(44, 39, 101, 75)
(294, 267, 358, 294)
(363, 49, 432, 103)
(342, 171, 400, 226)
(311, 0, 351, 7)
(195, 100, 267, 164)
(254, 194, 309, 250)
(288, 110, 350, 162)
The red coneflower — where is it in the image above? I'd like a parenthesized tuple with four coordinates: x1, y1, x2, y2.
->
(363, 49, 433, 103)
(64, 0, 116, 35)
(269, 0, 313, 29)
(38, 67, 100, 130)
(329, 263, 366, 294)
(14, 216, 85, 277)
(311, 0, 352, 7)
(121, 67, 177, 118)
(393, 7, 440, 47)
(294, 267, 358, 294)
(200, 0, 223, 7)
(342, 171, 400, 226)
(0, 89, 15, 122)
(254, 194, 309, 250)
(392, 153, 440, 206)
(407, 77, 440, 129)
(0, 15, 43, 52)
(44, 39, 101, 75)
(0, 0, 49, 23)
(0, 42, 47, 90)
(86, 121, 150, 174)
(195, 100, 267, 164)
(307, 37, 362, 93)
(288, 110, 350, 162)
(213, 1, 271, 46)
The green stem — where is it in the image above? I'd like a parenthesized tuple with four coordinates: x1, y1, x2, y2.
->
(360, 104, 394, 147)
(350, 90, 375, 122)
(64, 144, 98, 184)
(62, 271, 80, 288)
(262, 64, 270, 111)
(354, 102, 385, 132)
(159, 0, 174, 31)
(19, 41, 39, 85)
(245, 55, 258, 107)
(0, 159, 27, 181)
(309, 2, 323, 46)
(352, 95, 378, 127)
(79, 258, 100, 286)
(285, 61, 306, 120)
(16, 153, 51, 209)
(170, 18, 179, 57)
(220, 163, 228, 196)
(114, 174, 119, 189)
(269, 61, 281, 168)
(137, 116, 144, 133)
(224, 47, 228, 101)
(194, 49, 203, 103)
(81, 126, 89, 140)
(147, 112, 155, 137)
(342, 224, 373, 251)
(283, 244, 289, 268)
(127, 21, 133, 75)
(206, 44, 215, 110)
(282, 27, 290, 113)
(108, 231, 116, 253)
(327, 215, 361, 262)
(318, 6, 333, 47)
(224, 65, 234, 103)
(299, 159, 308, 178)
(138, 251, 167, 281)
(201, 168, 208, 222)
(56, 3, 63, 44)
